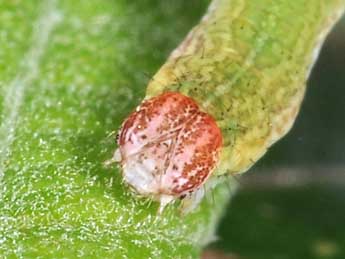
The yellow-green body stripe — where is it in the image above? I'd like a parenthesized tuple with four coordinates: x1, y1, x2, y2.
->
(146, 0, 345, 175)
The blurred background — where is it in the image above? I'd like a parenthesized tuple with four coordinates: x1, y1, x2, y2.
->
(211, 14, 345, 259)
(112, 1, 345, 258)
(139, 1, 345, 258)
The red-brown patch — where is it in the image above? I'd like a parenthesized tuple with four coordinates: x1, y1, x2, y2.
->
(117, 92, 222, 197)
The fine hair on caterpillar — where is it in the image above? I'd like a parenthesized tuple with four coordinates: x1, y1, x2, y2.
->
(109, 92, 223, 213)
(107, 0, 345, 214)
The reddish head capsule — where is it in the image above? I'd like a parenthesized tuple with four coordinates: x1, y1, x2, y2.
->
(112, 92, 222, 212)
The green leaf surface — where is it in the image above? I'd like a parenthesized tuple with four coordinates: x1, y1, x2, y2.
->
(0, 0, 234, 258)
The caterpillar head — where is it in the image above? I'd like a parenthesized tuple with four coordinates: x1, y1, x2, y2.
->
(112, 92, 222, 213)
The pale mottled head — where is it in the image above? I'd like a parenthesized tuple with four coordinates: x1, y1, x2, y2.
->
(115, 92, 222, 210)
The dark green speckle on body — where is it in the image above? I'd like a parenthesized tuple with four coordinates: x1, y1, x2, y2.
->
(147, 0, 345, 175)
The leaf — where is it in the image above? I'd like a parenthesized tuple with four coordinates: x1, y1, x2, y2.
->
(0, 0, 234, 258)
(2, 0, 343, 258)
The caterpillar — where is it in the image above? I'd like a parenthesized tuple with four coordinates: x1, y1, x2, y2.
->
(110, 0, 345, 213)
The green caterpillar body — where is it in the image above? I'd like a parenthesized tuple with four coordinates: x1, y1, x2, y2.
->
(146, 0, 345, 175)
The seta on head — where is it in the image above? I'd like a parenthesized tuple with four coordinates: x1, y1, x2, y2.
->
(110, 92, 222, 213)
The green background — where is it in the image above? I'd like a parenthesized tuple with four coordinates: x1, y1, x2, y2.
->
(0, 1, 344, 258)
